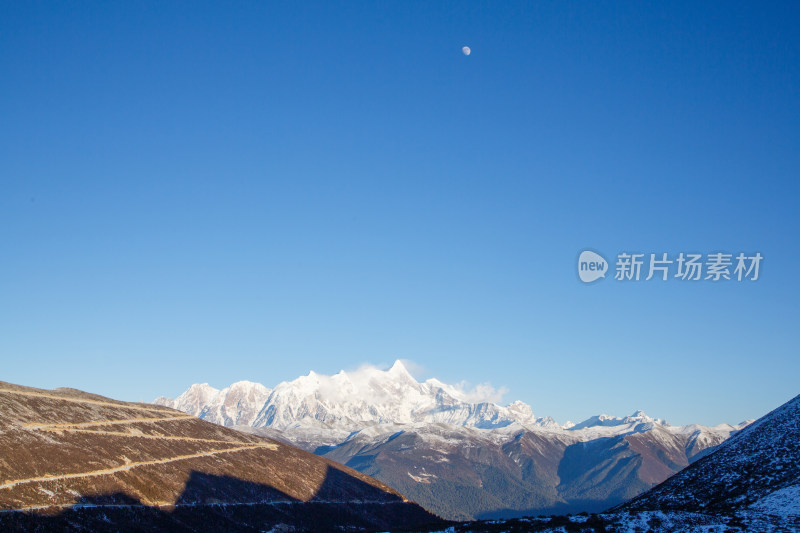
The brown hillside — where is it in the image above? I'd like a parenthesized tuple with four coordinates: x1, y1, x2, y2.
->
(0, 382, 441, 531)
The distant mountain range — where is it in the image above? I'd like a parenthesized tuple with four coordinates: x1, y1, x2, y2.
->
(0, 381, 441, 532)
(157, 361, 559, 433)
(424, 392, 800, 532)
(618, 392, 800, 521)
(156, 361, 750, 520)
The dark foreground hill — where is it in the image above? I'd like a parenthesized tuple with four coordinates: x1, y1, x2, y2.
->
(617, 392, 800, 521)
(0, 382, 442, 532)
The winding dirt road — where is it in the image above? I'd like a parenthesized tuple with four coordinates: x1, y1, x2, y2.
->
(0, 388, 279, 491)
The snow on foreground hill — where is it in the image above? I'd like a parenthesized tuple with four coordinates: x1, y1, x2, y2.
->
(155, 361, 751, 521)
(618, 392, 800, 523)
(155, 360, 741, 441)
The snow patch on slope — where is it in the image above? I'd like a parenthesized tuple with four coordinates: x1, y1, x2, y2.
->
(750, 484, 800, 517)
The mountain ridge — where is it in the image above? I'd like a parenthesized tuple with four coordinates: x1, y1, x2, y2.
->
(156, 360, 739, 437)
(156, 362, 748, 520)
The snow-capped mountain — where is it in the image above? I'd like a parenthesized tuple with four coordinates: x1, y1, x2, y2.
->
(157, 360, 560, 432)
(157, 360, 731, 439)
(166, 380, 271, 427)
(156, 361, 749, 520)
(567, 410, 666, 431)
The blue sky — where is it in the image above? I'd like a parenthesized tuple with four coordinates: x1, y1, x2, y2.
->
(1, 1, 798, 426)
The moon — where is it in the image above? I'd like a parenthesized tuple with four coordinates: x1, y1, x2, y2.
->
(462, 46, 471, 56)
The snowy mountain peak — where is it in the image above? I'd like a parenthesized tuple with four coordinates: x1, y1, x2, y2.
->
(625, 410, 668, 425)
(157, 383, 220, 417)
(189, 382, 218, 396)
(157, 364, 548, 431)
(155, 365, 732, 440)
(388, 359, 410, 374)
(568, 410, 668, 432)
(227, 380, 270, 394)
(386, 359, 418, 383)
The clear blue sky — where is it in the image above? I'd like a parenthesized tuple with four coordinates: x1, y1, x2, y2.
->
(2, 1, 798, 426)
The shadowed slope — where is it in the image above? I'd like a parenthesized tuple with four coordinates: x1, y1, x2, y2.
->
(618, 393, 800, 517)
(0, 382, 442, 531)
(0, 470, 442, 532)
